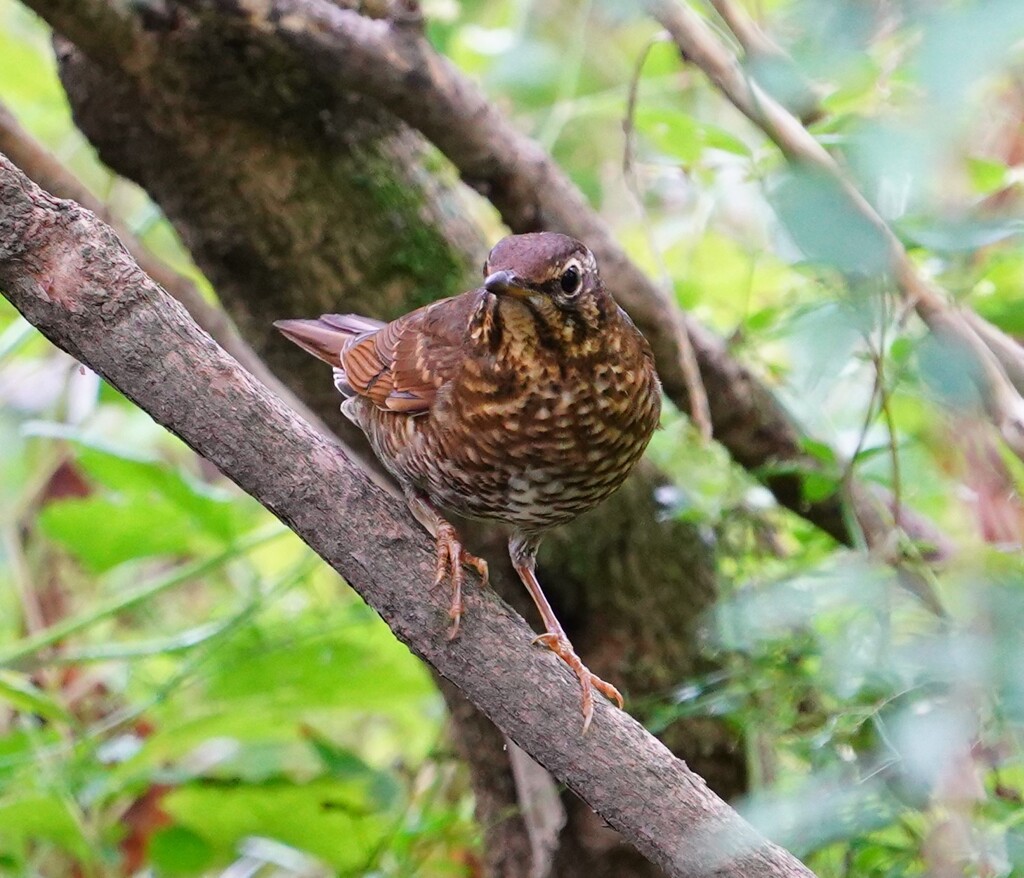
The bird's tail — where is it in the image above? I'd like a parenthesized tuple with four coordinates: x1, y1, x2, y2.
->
(274, 314, 385, 368)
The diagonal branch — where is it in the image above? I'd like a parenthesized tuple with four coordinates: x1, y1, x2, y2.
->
(707, 0, 782, 60)
(0, 152, 817, 878)
(706, 0, 824, 123)
(649, 0, 1024, 459)
(0, 99, 338, 446)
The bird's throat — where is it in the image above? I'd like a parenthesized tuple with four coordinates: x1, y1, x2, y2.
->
(472, 291, 606, 363)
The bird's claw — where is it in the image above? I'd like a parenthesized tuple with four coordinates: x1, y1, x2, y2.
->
(532, 632, 624, 733)
(432, 524, 489, 639)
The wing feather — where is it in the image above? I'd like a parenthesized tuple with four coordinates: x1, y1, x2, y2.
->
(339, 293, 477, 414)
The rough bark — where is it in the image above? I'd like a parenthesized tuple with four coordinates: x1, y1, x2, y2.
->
(12, 2, 745, 874)
(0, 150, 816, 878)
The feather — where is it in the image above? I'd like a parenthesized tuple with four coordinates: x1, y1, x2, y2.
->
(277, 296, 478, 414)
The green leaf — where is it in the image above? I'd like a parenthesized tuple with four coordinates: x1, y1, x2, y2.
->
(198, 619, 434, 714)
(888, 336, 916, 367)
(634, 107, 702, 163)
(634, 108, 751, 163)
(302, 726, 401, 810)
(971, 283, 1024, 335)
(771, 166, 890, 276)
(801, 438, 838, 465)
(28, 424, 260, 572)
(916, 332, 983, 410)
(0, 794, 91, 861)
(25, 422, 255, 545)
(744, 306, 782, 333)
(851, 444, 892, 465)
(967, 156, 1009, 194)
(899, 215, 1024, 252)
(164, 779, 395, 872)
(802, 471, 840, 504)
(149, 826, 213, 875)
(0, 671, 70, 723)
(39, 495, 200, 572)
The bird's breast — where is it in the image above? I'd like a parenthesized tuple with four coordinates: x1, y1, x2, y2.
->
(351, 312, 661, 532)
(426, 344, 660, 528)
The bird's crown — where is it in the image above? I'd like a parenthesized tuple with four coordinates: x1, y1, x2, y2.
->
(482, 233, 600, 311)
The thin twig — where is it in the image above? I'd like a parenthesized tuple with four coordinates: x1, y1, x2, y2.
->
(877, 353, 901, 533)
(870, 297, 903, 535)
(708, 0, 777, 59)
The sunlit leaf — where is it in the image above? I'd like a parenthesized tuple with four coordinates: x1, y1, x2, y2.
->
(0, 671, 70, 723)
(967, 157, 1010, 195)
(164, 780, 395, 872)
(40, 495, 203, 572)
(802, 470, 839, 503)
(149, 826, 213, 875)
(771, 165, 890, 276)
(0, 794, 91, 861)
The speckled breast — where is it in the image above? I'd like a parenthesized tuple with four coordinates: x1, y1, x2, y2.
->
(352, 343, 662, 533)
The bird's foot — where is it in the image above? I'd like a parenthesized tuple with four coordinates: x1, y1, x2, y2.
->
(433, 522, 489, 640)
(532, 632, 624, 734)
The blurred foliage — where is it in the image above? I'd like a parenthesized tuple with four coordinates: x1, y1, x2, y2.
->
(2, 0, 1024, 875)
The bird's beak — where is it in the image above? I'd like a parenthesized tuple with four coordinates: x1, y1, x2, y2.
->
(484, 269, 530, 298)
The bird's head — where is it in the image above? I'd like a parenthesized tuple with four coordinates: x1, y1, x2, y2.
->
(482, 233, 610, 334)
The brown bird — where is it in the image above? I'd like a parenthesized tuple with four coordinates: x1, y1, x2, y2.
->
(276, 232, 661, 731)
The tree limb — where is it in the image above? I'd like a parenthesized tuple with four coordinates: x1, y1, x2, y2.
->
(0, 98, 340, 449)
(649, 0, 1024, 460)
(707, 0, 781, 60)
(706, 0, 824, 124)
(0, 152, 816, 878)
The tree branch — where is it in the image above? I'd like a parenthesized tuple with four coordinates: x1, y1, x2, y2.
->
(649, 0, 1024, 460)
(0, 98, 343, 449)
(707, 0, 779, 60)
(706, 0, 824, 123)
(21, 0, 137, 61)
(0, 153, 816, 878)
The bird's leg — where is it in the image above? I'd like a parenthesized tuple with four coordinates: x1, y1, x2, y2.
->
(405, 490, 489, 639)
(509, 534, 623, 733)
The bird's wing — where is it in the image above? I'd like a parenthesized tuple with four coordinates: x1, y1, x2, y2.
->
(275, 313, 385, 369)
(340, 293, 475, 414)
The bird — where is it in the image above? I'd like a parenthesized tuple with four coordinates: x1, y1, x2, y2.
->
(275, 232, 662, 732)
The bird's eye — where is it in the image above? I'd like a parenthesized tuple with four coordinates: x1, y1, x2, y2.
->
(559, 265, 582, 295)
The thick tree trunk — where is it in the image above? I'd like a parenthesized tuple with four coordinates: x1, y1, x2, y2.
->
(26, 2, 746, 873)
